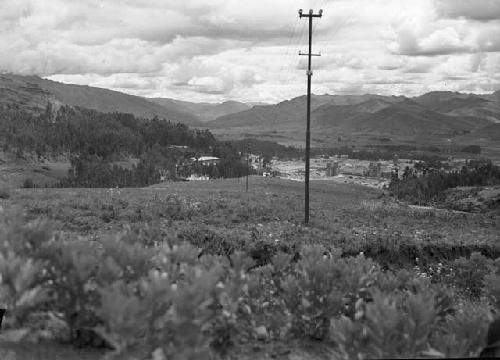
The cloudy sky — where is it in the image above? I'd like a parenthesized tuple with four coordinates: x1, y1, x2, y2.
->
(1, 0, 499, 103)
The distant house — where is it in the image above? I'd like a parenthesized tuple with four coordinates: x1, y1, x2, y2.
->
(168, 145, 189, 152)
(176, 156, 220, 179)
(248, 154, 264, 170)
(191, 156, 220, 166)
(187, 174, 210, 181)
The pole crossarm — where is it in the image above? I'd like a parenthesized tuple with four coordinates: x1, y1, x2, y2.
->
(299, 51, 321, 56)
(298, 8, 323, 224)
(298, 9, 323, 18)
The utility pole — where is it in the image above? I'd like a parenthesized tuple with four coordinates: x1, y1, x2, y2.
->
(299, 8, 322, 224)
(246, 142, 250, 192)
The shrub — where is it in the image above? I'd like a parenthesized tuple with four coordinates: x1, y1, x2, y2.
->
(0, 250, 47, 329)
(448, 252, 493, 298)
(97, 235, 154, 284)
(281, 245, 345, 340)
(0, 217, 53, 257)
(0, 185, 10, 199)
(461, 145, 481, 154)
(22, 178, 36, 188)
(430, 304, 490, 358)
(40, 240, 101, 340)
(331, 290, 439, 359)
(330, 284, 464, 359)
(484, 258, 500, 309)
(96, 245, 224, 360)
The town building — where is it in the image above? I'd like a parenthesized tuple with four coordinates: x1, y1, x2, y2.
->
(326, 161, 339, 176)
(365, 162, 382, 178)
(248, 154, 264, 170)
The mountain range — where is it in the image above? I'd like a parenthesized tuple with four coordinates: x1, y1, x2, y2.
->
(1, 73, 500, 141)
(209, 91, 500, 139)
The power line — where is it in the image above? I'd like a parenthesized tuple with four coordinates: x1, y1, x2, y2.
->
(270, 9, 307, 132)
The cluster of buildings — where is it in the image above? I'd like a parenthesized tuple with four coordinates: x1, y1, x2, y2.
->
(269, 156, 402, 188)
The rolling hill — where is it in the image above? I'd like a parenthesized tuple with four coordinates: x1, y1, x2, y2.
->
(148, 97, 251, 122)
(0, 74, 202, 126)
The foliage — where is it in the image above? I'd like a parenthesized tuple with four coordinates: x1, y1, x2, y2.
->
(22, 178, 37, 189)
(0, 251, 47, 327)
(484, 258, 500, 309)
(461, 145, 481, 154)
(0, 105, 253, 187)
(40, 239, 101, 339)
(58, 154, 161, 188)
(281, 246, 344, 340)
(0, 184, 10, 199)
(1, 180, 499, 358)
(330, 285, 488, 359)
(446, 252, 492, 298)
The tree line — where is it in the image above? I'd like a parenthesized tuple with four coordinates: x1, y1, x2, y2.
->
(0, 104, 251, 187)
(389, 161, 500, 205)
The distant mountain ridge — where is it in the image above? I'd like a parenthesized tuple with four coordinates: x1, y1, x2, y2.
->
(148, 97, 252, 122)
(0, 74, 202, 126)
(209, 91, 500, 138)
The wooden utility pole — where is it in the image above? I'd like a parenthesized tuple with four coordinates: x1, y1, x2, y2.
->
(246, 142, 250, 192)
(299, 8, 322, 224)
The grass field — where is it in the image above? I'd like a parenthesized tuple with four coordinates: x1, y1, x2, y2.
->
(1, 176, 499, 359)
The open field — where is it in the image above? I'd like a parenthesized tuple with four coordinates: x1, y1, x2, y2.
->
(5, 177, 498, 256)
(1, 177, 499, 359)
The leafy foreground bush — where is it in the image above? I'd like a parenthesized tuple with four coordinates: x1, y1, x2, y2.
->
(0, 214, 497, 359)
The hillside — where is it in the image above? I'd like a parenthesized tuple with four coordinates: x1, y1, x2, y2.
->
(148, 97, 250, 122)
(472, 123, 500, 141)
(0, 74, 202, 126)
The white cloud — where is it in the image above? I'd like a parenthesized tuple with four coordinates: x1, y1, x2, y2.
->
(435, 0, 500, 21)
(1, 0, 498, 102)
